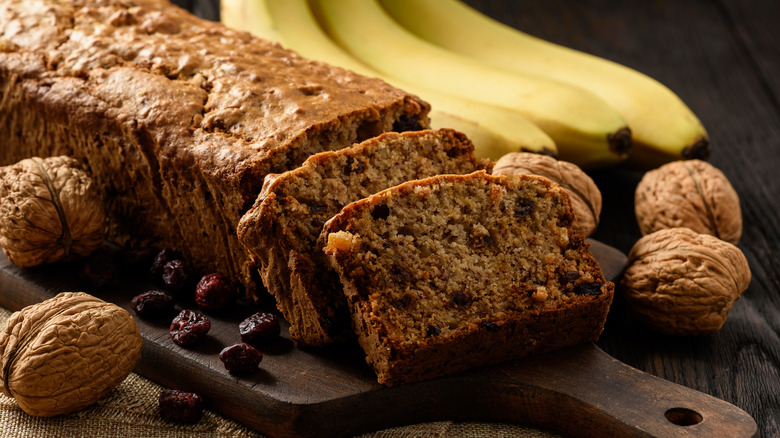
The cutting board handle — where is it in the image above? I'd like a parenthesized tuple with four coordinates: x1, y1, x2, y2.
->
(464, 343, 759, 437)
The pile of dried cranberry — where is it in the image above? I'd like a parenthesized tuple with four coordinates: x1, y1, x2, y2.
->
(104, 247, 285, 424)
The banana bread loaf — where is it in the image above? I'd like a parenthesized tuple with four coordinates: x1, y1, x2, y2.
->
(0, 0, 428, 298)
(321, 171, 614, 385)
(237, 129, 486, 345)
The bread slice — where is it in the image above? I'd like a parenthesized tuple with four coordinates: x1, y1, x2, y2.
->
(237, 129, 486, 345)
(321, 171, 614, 385)
(0, 0, 428, 298)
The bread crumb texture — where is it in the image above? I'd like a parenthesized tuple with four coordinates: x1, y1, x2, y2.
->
(323, 172, 613, 385)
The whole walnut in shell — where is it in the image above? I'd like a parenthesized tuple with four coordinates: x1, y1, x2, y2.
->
(0, 292, 142, 417)
(493, 152, 601, 236)
(620, 228, 751, 336)
(634, 159, 742, 244)
(0, 156, 107, 267)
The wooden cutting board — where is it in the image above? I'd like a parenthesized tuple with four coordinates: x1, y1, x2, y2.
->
(0, 240, 758, 438)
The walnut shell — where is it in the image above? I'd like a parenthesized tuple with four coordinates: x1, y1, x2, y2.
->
(0, 156, 107, 267)
(620, 228, 751, 335)
(0, 292, 142, 417)
(634, 159, 742, 244)
(493, 152, 601, 236)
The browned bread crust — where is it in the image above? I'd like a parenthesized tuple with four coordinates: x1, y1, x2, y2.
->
(0, 0, 428, 297)
(321, 172, 614, 385)
(237, 129, 485, 345)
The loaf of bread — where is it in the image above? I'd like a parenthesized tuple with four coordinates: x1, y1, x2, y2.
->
(237, 129, 486, 345)
(0, 0, 429, 297)
(321, 171, 614, 385)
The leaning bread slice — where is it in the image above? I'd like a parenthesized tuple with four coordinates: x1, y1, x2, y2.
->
(321, 171, 614, 386)
(237, 129, 486, 345)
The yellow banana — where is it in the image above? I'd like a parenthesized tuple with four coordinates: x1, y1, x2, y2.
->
(308, 0, 632, 169)
(220, 0, 557, 160)
(220, 0, 278, 39)
(380, 0, 710, 169)
(425, 106, 555, 161)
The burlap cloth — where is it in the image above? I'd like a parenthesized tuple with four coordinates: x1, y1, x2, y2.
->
(0, 306, 559, 437)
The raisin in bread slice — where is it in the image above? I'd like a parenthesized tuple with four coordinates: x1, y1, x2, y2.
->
(321, 171, 614, 386)
(237, 129, 486, 346)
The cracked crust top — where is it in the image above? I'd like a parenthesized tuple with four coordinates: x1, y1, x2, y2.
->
(0, 0, 428, 203)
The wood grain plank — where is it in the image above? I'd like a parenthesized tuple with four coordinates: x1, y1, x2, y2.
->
(718, 0, 780, 105)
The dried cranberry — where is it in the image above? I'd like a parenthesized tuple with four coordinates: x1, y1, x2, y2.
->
(79, 245, 120, 288)
(219, 343, 263, 373)
(195, 273, 237, 311)
(170, 310, 211, 347)
(150, 249, 181, 278)
(132, 290, 175, 319)
(239, 312, 280, 347)
(162, 259, 192, 293)
(159, 389, 204, 424)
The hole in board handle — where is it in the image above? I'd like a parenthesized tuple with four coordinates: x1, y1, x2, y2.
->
(665, 407, 703, 426)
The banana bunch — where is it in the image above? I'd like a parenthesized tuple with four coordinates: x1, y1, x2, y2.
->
(309, 0, 634, 169)
(221, 0, 557, 161)
(380, 0, 710, 169)
(222, 0, 707, 169)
